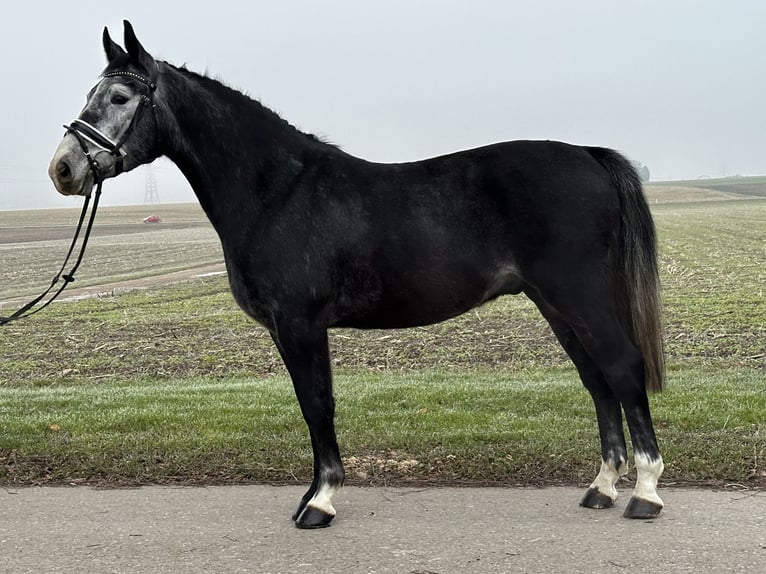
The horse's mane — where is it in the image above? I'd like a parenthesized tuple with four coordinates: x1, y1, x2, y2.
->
(169, 62, 338, 148)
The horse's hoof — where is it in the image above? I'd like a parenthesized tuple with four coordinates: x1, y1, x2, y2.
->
(579, 487, 615, 509)
(623, 497, 662, 519)
(292, 500, 309, 522)
(294, 505, 335, 529)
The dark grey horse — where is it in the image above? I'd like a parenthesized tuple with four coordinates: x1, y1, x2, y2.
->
(49, 21, 665, 528)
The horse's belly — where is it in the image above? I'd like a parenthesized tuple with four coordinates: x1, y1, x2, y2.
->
(333, 263, 523, 329)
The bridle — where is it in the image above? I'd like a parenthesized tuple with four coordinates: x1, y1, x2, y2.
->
(0, 69, 158, 326)
(65, 69, 158, 180)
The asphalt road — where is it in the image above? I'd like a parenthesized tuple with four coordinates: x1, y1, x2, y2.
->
(1, 485, 764, 573)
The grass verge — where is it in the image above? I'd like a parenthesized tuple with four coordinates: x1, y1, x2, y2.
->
(1, 367, 763, 488)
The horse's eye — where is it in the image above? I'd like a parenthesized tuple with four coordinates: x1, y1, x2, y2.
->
(111, 94, 129, 105)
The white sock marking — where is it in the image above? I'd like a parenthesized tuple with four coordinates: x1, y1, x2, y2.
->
(632, 452, 664, 507)
(589, 458, 627, 502)
(306, 482, 339, 516)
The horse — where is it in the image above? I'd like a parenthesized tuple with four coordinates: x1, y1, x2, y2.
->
(49, 21, 665, 529)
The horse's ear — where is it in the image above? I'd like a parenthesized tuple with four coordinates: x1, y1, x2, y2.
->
(123, 20, 155, 71)
(103, 26, 126, 63)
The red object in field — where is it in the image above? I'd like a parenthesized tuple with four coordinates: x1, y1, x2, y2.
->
(143, 215, 162, 223)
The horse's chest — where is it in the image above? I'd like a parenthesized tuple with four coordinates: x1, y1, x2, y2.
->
(225, 264, 280, 330)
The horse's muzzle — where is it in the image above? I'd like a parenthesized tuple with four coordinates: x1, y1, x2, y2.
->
(48, 135, 99, 196)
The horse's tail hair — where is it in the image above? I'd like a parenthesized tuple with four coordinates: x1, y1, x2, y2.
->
(588, 147, 665, 393)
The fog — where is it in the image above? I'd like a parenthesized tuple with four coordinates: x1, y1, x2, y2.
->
(1, 1, 764, 210)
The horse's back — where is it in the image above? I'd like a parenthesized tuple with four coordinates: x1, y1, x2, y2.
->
(358, 139, 620, 235)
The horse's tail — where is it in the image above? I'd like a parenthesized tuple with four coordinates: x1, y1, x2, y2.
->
(588, 147, 665, 393)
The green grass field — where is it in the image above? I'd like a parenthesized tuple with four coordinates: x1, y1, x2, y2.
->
(1, 369, 762, 486)
(1, 192, 764, 489)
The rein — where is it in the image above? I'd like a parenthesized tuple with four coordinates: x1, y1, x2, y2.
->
(0, 70, 156, 326)
(0, 187, 102, 326)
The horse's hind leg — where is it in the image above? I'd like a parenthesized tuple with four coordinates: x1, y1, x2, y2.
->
(526, 288, 628, 508)
(271, 326, 344, 529)
(526, 285, 664, 518)
(578, 325, 664, 519)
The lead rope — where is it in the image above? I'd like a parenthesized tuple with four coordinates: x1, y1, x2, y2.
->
(0, 184, 102, 326)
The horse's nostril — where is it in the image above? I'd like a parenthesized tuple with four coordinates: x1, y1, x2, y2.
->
(56, 160, 72, 180)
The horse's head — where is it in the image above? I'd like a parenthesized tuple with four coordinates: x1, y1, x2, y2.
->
(49, 21, 160, 196)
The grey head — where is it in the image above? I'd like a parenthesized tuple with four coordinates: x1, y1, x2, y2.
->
(49, 20, 160, 196)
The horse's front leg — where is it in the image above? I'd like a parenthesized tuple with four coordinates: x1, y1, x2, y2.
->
(271, 326, 344, 529)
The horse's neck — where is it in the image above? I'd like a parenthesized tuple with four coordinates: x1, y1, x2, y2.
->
(158, 65, 311, 222)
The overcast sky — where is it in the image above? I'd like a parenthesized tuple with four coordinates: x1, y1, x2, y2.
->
(1, 1, 764, 210)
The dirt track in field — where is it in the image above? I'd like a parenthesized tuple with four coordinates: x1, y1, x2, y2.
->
(0, 217, 225, 307)
(0, 221, 210, 244)
(63, 262, 227, 301)
(0, 261, 227, 308)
